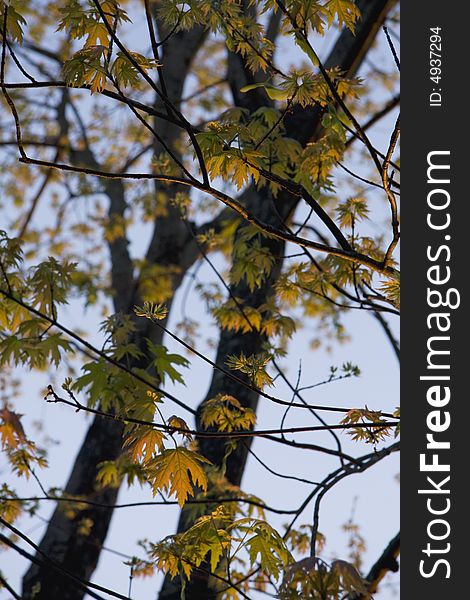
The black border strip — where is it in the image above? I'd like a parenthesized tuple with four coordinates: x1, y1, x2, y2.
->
(402, 3, 466, 597)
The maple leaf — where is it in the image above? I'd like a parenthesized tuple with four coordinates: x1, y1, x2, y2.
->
(326, 0, 361, 32)
(134, 302, 168, 322)
(331, 559, 372, 597)
(226, 352, 274, 388)
(120, 391, 162, 428)
(379, 276, 401, 309)
(239, 520, 292, 580)
(62, 45, 108, 94)
(167, 416, 192, 440)
(112, 52, 159, 88)
(340, 406, 393, 444)
(151, 506, 232, 581)
(0, 408, 26, 449)
(213, 301, 262, 334)
(180, 506, 232, 572)
(0, 4, 27, 43)
(85, 22, 110, 48)
(150, 448, 211, 507)
(0, 486, 23, 522)
(201, 395, 256, 432)
(147, 341, 189, 385)
(284, 555, 318, 578)
(123, 426, 166, 464)
(232, 236, 275, 292)
(96, 461, 121, 488)
(240, 81, 291, 101)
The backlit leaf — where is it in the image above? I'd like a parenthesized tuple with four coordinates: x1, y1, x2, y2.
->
(150, 447, 211, 507)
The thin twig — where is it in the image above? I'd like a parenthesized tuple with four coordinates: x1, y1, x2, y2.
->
(383, 26, 400, 72)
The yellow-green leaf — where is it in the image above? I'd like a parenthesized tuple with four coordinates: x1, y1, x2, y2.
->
(151, 448, 211, 507)
(123, 426, 166, 464)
